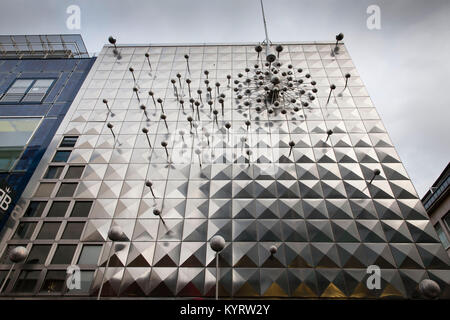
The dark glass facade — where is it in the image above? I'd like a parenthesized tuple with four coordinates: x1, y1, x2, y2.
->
(0, 36, 95, 235)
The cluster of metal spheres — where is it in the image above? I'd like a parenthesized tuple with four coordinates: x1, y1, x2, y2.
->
(233, 59, 317, 116)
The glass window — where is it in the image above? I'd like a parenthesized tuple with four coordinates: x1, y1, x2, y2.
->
(64, 166, 84, 179)
(70, 201, 93, 217)
(34, 182, 55, 197)
(0, 117, 41, 147)
(43, 166, 64, 179)
(46, 201, 70, 217)
(51, 245, 77, 264)
(66, 270, 94, 294)
(52, 150, 71, 163)
(77, 245, 102, 265)
(30, 79, 54, 92)
(435, 223, 450, 249)
(0, 79, 54, 103)
(12, 222, 37, 240)
(22, 79, 54, 103)
(0, 148, 23, 171)
(0, 79, 33, 103)
(0, 117, 41, 171)
(56, 183, 77, 197)
(36, 222, 60, 240)
(59, 136, 78, 148)
(40, 270, 66, 294)
(12, 270, 40, 293)
(0, 270, 10, 293)
(61, 222, 85, 240)
(25, 245, 51, 264)
(7, 79, 33, 93)
(24, 201, 47, 217)
(444, 213, 450, 231)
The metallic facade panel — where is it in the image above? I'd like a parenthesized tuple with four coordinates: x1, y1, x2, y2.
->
(0, 42, 449, 299)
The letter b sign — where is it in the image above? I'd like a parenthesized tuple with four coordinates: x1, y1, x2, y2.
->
(0, 189, 11, 211)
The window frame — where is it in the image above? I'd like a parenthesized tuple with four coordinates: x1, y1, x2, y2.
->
(444, 212, 450, 232)
(61, 222, 85, 240)
(70, 201, 93, 218)
(435, 221, 450, 250)
(64, 165, 85, 180)
(35, 222, 61, 240)
(12, 221, 38, 240)
(0, 116, 43, 172)
(77, 244, 102, 265)
(51, 244, 77, 265)
(39, 270, 67, 294)
(43, 166, 64, 179)
(23, 201, 48, 218)
(46, 201, 70, 218)
(11, 270, 41, 294)
(51, 150, 72, 163)
(59, 136, 78, 148)
(0, 78, 56, 104)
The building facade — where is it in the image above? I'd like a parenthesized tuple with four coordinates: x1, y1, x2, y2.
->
(0, 35, 95, 238)
(0, 41, 448, 298)
(422, 163, 450, 256)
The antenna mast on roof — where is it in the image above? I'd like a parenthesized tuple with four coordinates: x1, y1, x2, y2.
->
(259, 0, 276, 63)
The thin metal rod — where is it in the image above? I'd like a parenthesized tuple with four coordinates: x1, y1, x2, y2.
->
(326, 89, 333, 105)
(109, 127, 116, 140)
(145, 133, 152, 148)
(146, 55, 152, 70)
(215, 252, 219, 300)
(97, 242, 114, 300)
(260, 0, 271, 57)
(0, 263, 14, 293)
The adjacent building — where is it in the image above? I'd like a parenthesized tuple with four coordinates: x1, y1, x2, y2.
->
(0, 35, 95, 238)
(422, 162, 450, 256)
(0, 40, 448, 298)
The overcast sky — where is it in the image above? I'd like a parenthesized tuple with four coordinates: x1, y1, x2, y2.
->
(1, 0, 449, 197)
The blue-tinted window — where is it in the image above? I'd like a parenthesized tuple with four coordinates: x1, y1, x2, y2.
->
(0, 79, 32, 103)
(52, 151, 71, 162)
(59, 136, 78, 148)
(0, 78, 54, 103)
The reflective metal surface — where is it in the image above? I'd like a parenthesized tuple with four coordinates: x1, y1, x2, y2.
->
(0, 42, 449, 298)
